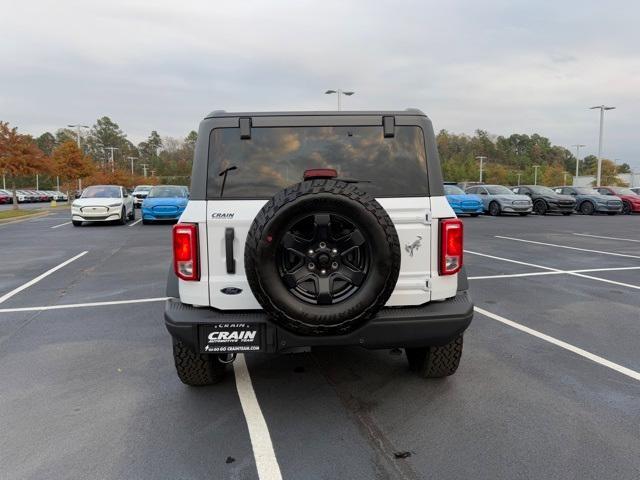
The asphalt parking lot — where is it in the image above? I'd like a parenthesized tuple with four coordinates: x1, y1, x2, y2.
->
(1, 210, 639, 479)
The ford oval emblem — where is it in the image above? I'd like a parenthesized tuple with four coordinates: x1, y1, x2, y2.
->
(221, 287, 242, 295)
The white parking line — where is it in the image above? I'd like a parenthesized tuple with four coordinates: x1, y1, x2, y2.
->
(0, 297, 169, 313)
(494, 236, 640, 259)
(469, 266, 640, 280)
(50, 221, 71, 229)
(465, 250, 640, 290)
(475, 307, 640, 382)
(128, 219, 142, 227)
(0, 251, 88, 305)
(573, 233, 640, 243)
(233, 354, 283, 480)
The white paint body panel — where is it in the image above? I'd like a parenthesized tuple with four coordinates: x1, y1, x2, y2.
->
(178, 195, 461, 310)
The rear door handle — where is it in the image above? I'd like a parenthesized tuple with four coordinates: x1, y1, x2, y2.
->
(225, 228, 236, 274)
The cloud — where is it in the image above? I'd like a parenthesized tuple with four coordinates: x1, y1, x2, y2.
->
(1, 0, 638, 169)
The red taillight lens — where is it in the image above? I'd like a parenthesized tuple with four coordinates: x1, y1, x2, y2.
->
(173, 223, 199, 281)
(439, 218, 463, 275)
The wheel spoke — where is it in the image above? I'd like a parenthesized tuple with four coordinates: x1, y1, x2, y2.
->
(283, 268, 313, 289)
(313, 214, 331, 241)
(315, 275, 333, 305)
(335, 266, 365, 286)
(282, 232, 309, 256)
(336, 229, 365, 254)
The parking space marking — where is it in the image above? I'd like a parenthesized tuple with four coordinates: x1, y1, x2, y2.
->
(233, 354, 283, 480)
(0, 297, 169, 313)
(573, 233, 640, 243)
(128, 219, 142, 227)
(0, 251, 88, 304)
(475, 307, 640, 382)
(469, 266, 640, 280)
(50, 221, 71, 229)
(466, 250, 640, 290)
(495, 236, 640, 259)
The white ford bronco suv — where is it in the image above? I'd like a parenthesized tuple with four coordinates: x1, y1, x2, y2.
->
(165, 110, 473, 385)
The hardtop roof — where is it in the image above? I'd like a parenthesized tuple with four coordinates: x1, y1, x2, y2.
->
(204, 109, 427, 119)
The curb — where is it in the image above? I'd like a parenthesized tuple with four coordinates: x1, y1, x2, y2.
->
(0, 210, 52, 226)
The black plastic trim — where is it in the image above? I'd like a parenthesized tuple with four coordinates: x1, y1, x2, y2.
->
(164, 290, 473, 353)
(225, 227, 236, 274)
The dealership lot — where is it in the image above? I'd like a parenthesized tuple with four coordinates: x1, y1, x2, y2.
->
(1, 211, 639, 479)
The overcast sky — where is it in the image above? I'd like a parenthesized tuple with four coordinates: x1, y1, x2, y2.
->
(1, 0, 638, 169)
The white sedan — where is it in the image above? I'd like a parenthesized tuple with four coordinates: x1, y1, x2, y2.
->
(71, 185, 135, 226)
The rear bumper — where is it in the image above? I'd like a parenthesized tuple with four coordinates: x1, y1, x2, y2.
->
(164, 291, 474, 353)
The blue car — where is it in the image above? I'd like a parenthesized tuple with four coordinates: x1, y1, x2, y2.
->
(141, 185, 189, 224)
(444, 184, 484, 216)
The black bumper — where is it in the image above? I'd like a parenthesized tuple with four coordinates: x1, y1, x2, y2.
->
(164, 291, 473, 354)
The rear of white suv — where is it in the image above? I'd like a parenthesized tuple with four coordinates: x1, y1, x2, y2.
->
(165, 110, 473, 386)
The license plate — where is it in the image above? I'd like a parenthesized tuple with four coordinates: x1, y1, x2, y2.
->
(200, 323, 262, 353)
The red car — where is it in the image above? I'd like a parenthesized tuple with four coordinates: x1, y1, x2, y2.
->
(596, 186, 640, 214)
(0, 189, 12, 204)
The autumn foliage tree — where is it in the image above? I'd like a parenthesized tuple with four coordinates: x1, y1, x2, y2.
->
(0, 121, 48, 209)
(51, 141, 95, 194)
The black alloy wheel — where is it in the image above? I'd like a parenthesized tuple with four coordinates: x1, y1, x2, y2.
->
(580, 201, 595, 215)
(533, 200, 547, 215)
(277, 213, 369, 306)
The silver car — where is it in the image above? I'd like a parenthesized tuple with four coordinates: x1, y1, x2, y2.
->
(466, 184, 533, 216)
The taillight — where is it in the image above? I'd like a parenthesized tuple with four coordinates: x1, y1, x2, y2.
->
(439, 218, 463, 275)
(173, 223, 199, 281)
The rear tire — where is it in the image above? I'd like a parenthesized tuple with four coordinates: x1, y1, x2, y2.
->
(72, 220, 82, 227)
(622, 202, 631, 215)
(406, 334, 463, 378)
(488, 201, 501, 216)
(172, 340, 227, 386)
(128, 207, 135, 220)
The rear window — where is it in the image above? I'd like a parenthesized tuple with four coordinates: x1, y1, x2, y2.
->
(207, 125, 428, 198)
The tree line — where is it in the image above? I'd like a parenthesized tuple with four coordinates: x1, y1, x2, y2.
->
(437, 129, 629, 186)
(1, 117, 631, 209)
(0, 117, 196, 209)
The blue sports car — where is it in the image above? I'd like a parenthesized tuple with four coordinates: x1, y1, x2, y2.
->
(444, 184, 484, 216)
(141, 185, 189, 223)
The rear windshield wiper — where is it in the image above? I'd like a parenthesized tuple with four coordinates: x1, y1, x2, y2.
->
(219, 166, 238, 197)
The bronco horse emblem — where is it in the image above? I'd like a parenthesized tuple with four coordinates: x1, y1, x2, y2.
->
(405, 235, 422, 257)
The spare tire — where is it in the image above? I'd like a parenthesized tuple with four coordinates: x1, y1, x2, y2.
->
(245, 179, 400, 335)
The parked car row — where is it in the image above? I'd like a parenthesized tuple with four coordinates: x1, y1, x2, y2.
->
(0, 189, 68, 204)
(445, 182, 640, 216)
(71, 184, 189, 226)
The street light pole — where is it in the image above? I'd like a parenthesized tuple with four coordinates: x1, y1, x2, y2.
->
(590, 105, 615, 187)
(128, 157, 138, 175)
(36, 174, 39, 190)
(563, 171, 569, 185)
(325, 89, 355, 111)
(572, 143, 585, 179)
(533, 165, 540, 185)
(104, 147, 119, 173)
(516, 172, 522, 186)
(67, 124, 90, 149)
(475, 156, 487, 182)
(140, 163, 149, 178)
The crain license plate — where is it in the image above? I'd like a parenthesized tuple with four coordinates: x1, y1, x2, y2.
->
(200, 323, 262, 353)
